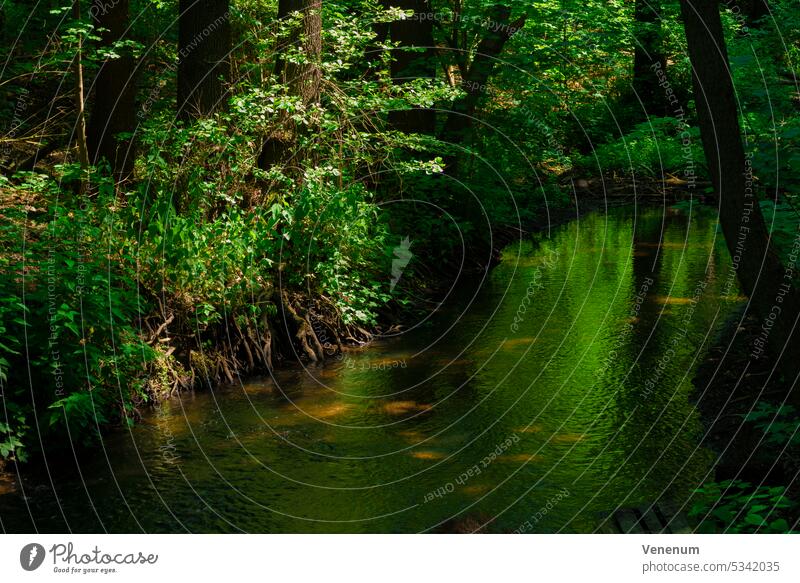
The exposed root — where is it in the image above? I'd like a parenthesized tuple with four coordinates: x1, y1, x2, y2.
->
(137, 287, 375, 406)
(280, 290, 325, 362)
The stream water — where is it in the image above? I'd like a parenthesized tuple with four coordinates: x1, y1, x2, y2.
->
(0, 204, 743, 533)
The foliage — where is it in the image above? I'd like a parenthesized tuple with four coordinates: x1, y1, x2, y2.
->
(726, 0, 800, 196)
(0, 0, 449, 459)
(0, 403, 28, 462)
(689, 480, 794, 533)
(743, 402, 800, 450)
(0, 170, 155, 455)
(759, 200, 800, 271)
(575, 117, 705, 179)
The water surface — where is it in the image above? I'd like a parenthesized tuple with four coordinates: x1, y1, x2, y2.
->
(0, 204, 742, 533)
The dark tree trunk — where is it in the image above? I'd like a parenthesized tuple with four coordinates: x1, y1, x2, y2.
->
(274, 0, 322, 105)
(680, 0, 800, 389)
(86, 0, 136, 179)
(738, 0, 769, 26)
(632, 0, 667, 117)
(388, 0, 436, 135)
(177, 0, 231, 119)
(439, 5, 525, 148)
(259, 0, 321, 169)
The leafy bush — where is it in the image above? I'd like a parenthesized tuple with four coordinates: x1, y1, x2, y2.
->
(743, 402, 800, 448)
(0, 171, 153, 456)
(575, 116, 705, 179)
(689, 480, 794, 533)
(759, 200, 800, 271)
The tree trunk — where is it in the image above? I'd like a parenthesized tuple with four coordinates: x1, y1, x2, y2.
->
(259, 0, 321, 169)
(177, 0, 231, 119)
(439, 5, 525, 148)
(73, 0, 90, 175)
(738, 0, 769, 26)
(388, 0, 436, 135)
(632, 0, 667, 117)
(86, 0, 136, 179)
(680, 0, 800, 388)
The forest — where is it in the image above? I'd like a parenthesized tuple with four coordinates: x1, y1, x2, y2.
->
(0, 0, 799, 534)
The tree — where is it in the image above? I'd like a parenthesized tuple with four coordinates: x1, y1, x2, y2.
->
(72, 0, 90, 174)
(388, 0, 436, 135)
(86, 0, 136, 178)
(738, 0, 769, 26)
(632, 0, 666, 117)
(177, 0, 231, 119)
(259, 0, 322, 168)
(274, 0, 322, 104)
(439, 5, 526, 151)
(680, 0, 800, 386)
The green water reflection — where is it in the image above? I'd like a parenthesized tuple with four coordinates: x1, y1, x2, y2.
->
(0, 205, 743, 533)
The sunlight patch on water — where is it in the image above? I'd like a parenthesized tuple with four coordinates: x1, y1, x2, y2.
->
(461, 484, 491, 496)
(381, 401, 432, 415)
(501, 337, 537, 348)
(515, 425, 545, 433)
(410, 450, 446, 460)
(654, 296, 696, 305)
(273, 401, 353, 423)
(397, 430, 428, 443)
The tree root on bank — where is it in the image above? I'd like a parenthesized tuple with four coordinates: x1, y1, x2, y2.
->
(280, 290, 325, 362)
(136, 289, 375, 405)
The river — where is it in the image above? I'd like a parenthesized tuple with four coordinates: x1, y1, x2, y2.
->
(0, 204, 743, 533)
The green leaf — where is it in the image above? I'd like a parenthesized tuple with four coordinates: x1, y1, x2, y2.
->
(745, 513, 767, 526)
(770, 519, 789, 532)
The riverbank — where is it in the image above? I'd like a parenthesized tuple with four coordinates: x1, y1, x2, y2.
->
(0, 172, 688, 474)
(128, 187, 612, 402)
(690, 307, 799, 531)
